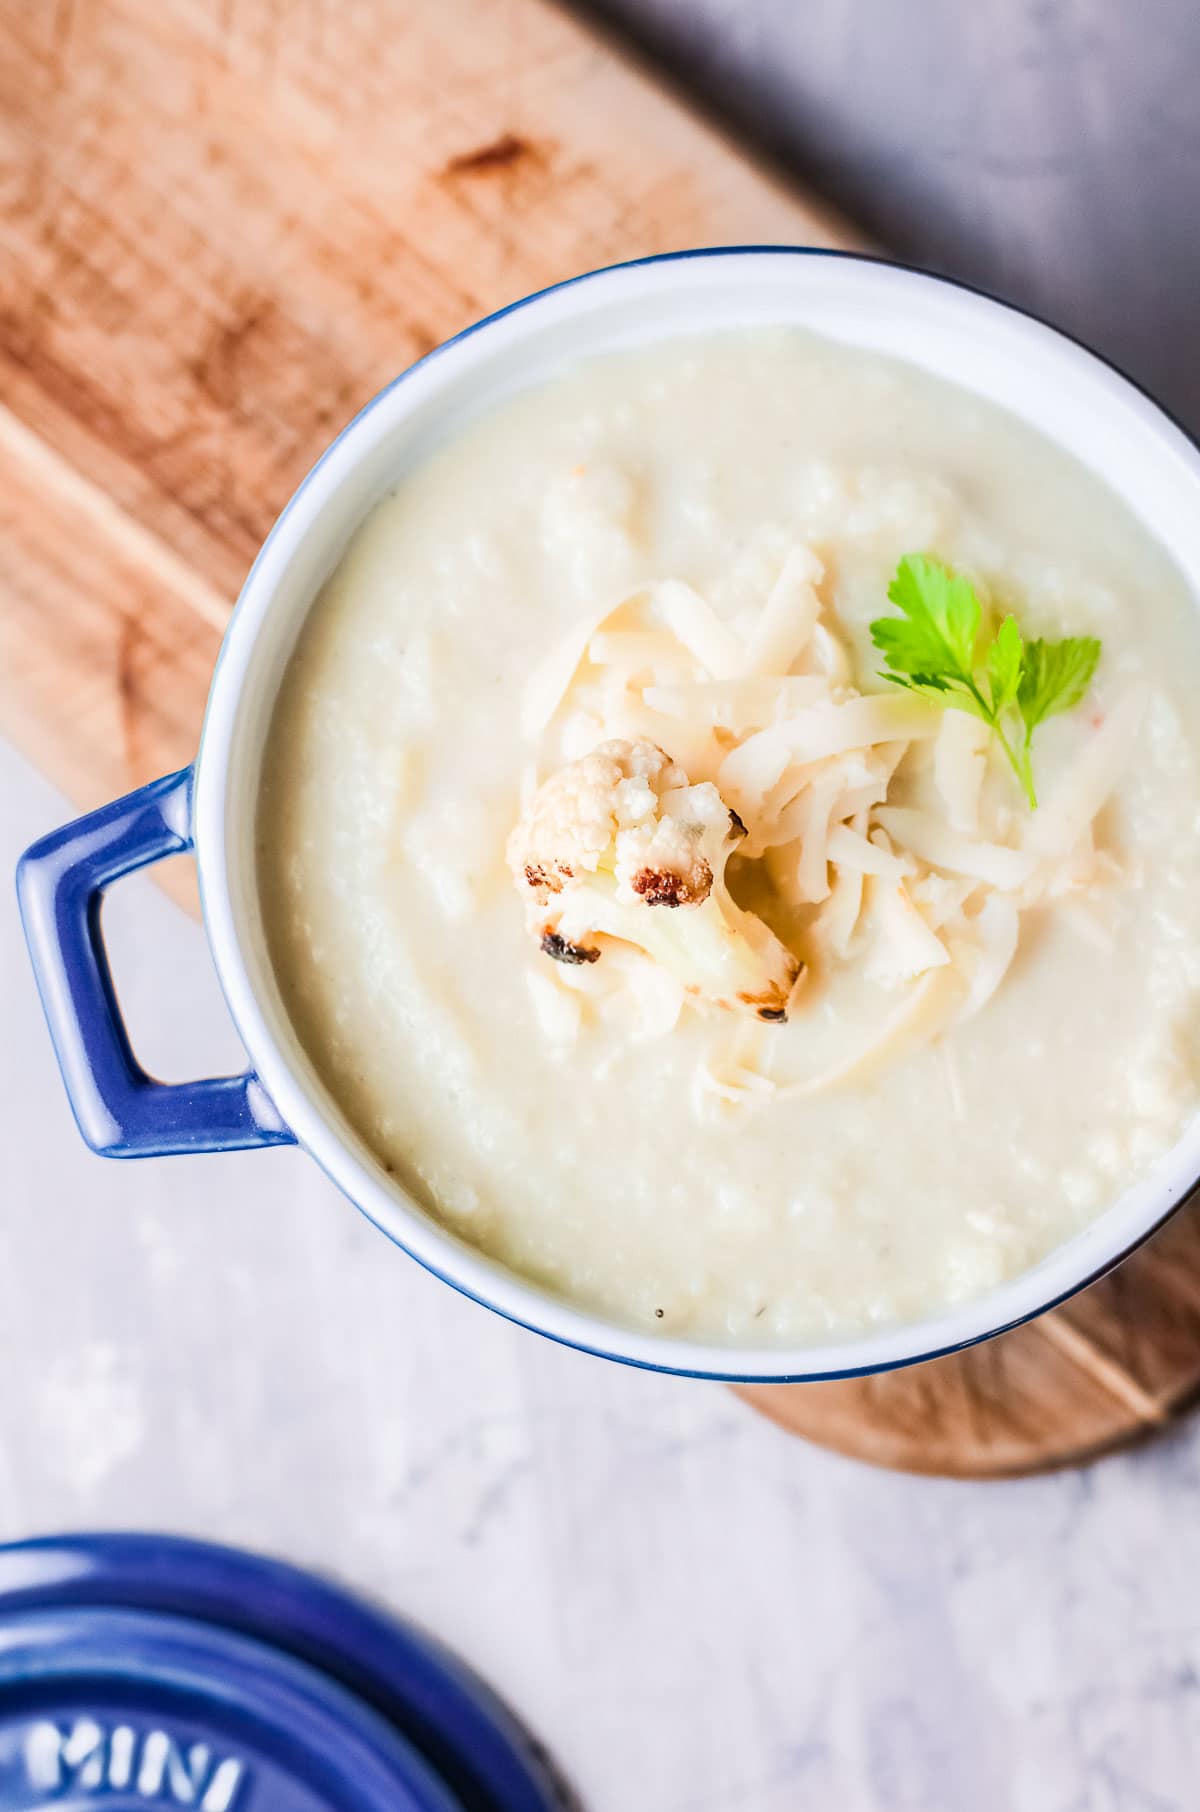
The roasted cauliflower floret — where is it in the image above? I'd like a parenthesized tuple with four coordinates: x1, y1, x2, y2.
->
(507, 738, 801, 1019)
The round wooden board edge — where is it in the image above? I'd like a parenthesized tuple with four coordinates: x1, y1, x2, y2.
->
(727, 1206, 1200, 1479)
(729, 1375, 1198, 1481)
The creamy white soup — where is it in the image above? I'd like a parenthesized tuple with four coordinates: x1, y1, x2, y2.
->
(258, 328, 1200, 1344)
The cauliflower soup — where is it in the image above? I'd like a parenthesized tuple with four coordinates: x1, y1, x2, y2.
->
(258, 328, 1200, 1344)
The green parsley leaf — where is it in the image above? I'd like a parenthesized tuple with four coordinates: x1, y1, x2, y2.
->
(872, 553, 981, 682)
(986, 614, 1024, 716)
(868, 555, 1101, 810)
(1017, 636, 1101, 735)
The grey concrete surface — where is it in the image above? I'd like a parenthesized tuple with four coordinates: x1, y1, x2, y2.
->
(585, 0, 1200, 433)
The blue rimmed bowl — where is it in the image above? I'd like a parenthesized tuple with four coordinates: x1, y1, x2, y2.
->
(17, 248, 1200, 1383)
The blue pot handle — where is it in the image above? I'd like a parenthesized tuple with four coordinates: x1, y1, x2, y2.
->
(15, 766, 295, 1158)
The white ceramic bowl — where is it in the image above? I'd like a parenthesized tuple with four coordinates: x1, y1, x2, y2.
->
(19, 249, 1200, 1381)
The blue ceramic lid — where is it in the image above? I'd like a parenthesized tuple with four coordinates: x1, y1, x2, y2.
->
(0, 1535, 567, 1812)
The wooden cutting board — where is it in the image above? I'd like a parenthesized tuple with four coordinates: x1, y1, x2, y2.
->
(0, 0, 854, 821)
(4, 0, 1199, 1476)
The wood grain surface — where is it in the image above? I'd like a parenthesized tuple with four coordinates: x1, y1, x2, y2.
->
(3, 0, 1198, 1477)
(0, 0, 853, 815)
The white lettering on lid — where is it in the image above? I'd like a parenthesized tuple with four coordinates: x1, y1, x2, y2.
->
(22, 1718, 246, 1807)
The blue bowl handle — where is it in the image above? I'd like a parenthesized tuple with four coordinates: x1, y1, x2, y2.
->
(15, 766, 295, 1158)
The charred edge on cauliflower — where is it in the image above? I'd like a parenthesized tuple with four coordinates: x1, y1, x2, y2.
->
(541, 930, 601, 965)
(508, 737, 801, 1020)
(524, 860, 573, 899)
(631, 861, 713, 907)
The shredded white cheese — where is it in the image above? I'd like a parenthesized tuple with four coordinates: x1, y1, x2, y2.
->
(862, 877, 952, 986)
(589, 629, 693, 668)
(826, 823, 910, 878)
(1027, 687, 1147, 865)
(950, 896, 1021, 1023)
(773, 969, 960, 1099)
(643, 675, 828, 729)
(517, 550, 1130, 1110)
(794, 772, 851, 904)
(809, 620, 853, 687)
(719, 695, 941, 817)
(874, 807, 1034, 890)
(739, 544, 825, 677)
(812, 863, 865, 958)
(521, 586, 648, 735)
(651, 579, 744, 679)
(934, 710, 990, 833)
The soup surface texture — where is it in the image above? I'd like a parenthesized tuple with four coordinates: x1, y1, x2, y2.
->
(258, 329, 1200, 1344)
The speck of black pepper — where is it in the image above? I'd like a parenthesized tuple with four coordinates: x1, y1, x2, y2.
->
(757, 1006, 787, 1023)
(655, 1308, 664, 1319)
